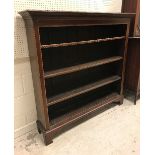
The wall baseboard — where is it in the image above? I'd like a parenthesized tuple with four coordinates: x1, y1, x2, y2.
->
(14, 121, 37, 139)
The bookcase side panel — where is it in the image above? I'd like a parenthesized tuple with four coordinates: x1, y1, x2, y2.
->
(21, 15, 49, 130)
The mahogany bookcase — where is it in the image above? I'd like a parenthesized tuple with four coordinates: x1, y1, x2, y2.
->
(19, 10, 135, 145)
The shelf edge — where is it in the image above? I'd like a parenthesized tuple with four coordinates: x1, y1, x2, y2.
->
(44, 56, 123, 79)
(47, 75, 121, 106)
(49, 92, 121, 130)
(41, 36, 125, 48)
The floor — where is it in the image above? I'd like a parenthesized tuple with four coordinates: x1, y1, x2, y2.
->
(14, 99, 140, 155)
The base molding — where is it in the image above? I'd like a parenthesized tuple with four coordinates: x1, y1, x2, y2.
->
(36, 97, 121, 145)
(14, 121, 37, 139)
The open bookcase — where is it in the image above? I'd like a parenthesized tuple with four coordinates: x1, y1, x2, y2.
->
(19, 11, 135, 145)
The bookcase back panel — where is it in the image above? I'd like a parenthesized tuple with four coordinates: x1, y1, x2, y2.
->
(48, 81, 121, 121)
(42, 39, 125, 72)
(39, 24, 126, 44)
(45, 62, 122, 98)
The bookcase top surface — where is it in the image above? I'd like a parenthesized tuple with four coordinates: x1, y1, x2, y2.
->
(19, 10, 135, 18)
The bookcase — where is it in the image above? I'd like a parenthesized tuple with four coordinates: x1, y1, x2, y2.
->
(19, 11, 135, 145)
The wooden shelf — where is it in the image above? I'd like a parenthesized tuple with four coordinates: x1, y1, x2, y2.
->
(41, 36, 125, 48)
(44, 56, 123, 79)
(128, 36, 140, 39)
(47, 75, 121, 106)
(50, 92, 121, 128)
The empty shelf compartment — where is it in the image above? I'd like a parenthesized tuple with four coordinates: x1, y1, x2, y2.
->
(48, 82, 121, 128)
(45, 62, 122, 101)
(42, 39, 125, 72)
(47, 75, 121, 106)
(44, 56, 123, 78)
(39, 24, 127, 45)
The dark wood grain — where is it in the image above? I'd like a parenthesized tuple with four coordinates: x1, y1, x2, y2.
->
(41, 36, 125, 48)
(122, 0, 138, 13)
(122, 0, 140, 104)
(122, 0, 140, 36)
(20, 15, 50, 129)
(50, 93, 120, 128)
(44, 56, 123, 79)
(19, 10, 133, 145)
(124, 38, 140, 104)
(47, 75, 121, 106)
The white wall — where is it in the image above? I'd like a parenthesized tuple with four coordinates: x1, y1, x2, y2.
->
(14, 0, 122, 138)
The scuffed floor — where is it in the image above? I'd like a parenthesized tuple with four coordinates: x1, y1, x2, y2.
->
(14, 99, 140, 155)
